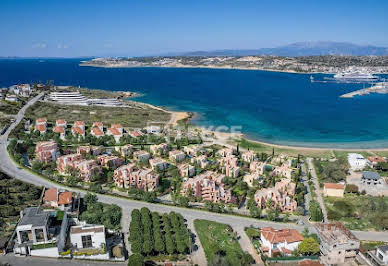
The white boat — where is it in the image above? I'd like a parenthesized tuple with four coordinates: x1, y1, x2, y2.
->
(334, 71, 378, 81)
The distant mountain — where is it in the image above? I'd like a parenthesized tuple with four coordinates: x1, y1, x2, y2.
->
(181, 41, 388, 57)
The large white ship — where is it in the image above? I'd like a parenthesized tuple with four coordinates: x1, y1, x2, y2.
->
(334, 70, 378, 81)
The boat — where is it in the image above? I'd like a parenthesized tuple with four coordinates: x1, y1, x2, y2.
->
(333, 70, 378, 81)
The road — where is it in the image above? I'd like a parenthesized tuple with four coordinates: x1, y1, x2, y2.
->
(306, 158, 328, 222)
(1, 94, 388, 265)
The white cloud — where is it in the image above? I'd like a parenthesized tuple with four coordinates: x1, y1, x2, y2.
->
(32, 43, 47, 49)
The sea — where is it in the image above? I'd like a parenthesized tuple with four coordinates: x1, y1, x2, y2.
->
(1, 58, 388, 149)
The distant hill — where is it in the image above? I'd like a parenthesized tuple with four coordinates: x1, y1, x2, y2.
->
(181, 41, 388, 57)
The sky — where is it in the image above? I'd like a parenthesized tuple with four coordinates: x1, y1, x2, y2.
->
(0, 0, 387, 57)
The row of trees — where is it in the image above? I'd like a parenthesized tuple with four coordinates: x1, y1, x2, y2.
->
(129, 208, 192, 258)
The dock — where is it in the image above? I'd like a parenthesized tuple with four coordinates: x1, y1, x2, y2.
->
(340, 82, 388, 98)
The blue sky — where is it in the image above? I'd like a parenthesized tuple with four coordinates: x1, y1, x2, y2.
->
(0, 0, 387, 57)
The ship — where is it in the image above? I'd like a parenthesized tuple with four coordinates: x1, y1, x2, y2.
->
(333, 70, 378, 81)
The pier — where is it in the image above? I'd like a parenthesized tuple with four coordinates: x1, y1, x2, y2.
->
(340, 82, 388, 98)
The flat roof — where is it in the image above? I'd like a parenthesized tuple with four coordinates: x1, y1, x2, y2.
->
(18, 207, 50, 227)
(362, 171, 381, 180)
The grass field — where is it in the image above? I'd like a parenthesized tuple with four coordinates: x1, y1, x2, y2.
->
(325, 194, 388, 231)
(333, 150, 373, 159)
(194, 219, 253, 266)
(232, 138, 333, 158)
(25, 102, 171, 129)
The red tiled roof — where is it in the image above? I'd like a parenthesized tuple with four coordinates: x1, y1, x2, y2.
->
(111, 124, 122, 129)
(56, 119, 66, 125)
(91, 127, 104, 136)
(261, 227, 304, 244)
(130, 131, 142, 137)
(93, 122, 103, 127)
(299, 260, 324, 266)
(53, 126, 65, 133)
(35, 124, 46, 132)
(368, 156, 386, 163)
(72, 127, 84, 135)
(36, 117, 47, 123)
(74, 121, 85, 127)
(58, 192, 72, 205)
(108, 127, 121, 136)
(324, 183, 345, 190)
(43, 188, 57, 202)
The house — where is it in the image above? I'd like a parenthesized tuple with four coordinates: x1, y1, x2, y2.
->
(70, 223, 108, 259)
(15, 84, 32, 97)
(348, 153, 368, 171)
(56, 119, 67, 128)
(241, 150, 256, 163)
(5, 94, 18, 102)
(77, 145, 91, 155)
(72, 126, 85, 139)
(92, 122, 103, 131)
(169, 150, 186, 163)
(35, 124, 47, 135)
(149, 158, 168, 171)
(150, 143, 169, 155)
(361, 171, 384, 186)
(73, 121, 85, 131)
(14, 207, 68, 257)
(219, 156, 240, 178)
(116, 144, 133, 157)
(113, 164, 159, 191)
(178, 163, 195, 177)
(191, 155, 209, 169)
(129, 130, 143, 138)
(133, 150, 150, 162)
(42, 188, 75, 211)
(74, 160, 102, 182)
(110, 124, 123, 134)
(97, 154, 123, 169)
(53, 126, 66, 140)
(91, 127, 104, 138)
(315, 222, 360, 265)
(218, 147, 235, 157)
(272, 164, 294, 179)
(323, 183, 345, 197)
(367, 156, 386, 167)
(180, 171, 235, 203)
(254, 178, 297, 213)
(57, 154, 83, 174)
(366, 245, 388, 266)
(107, 127, 122, 143)
(250, 161, 266, 175)
(183, 145, 202, 157)
(35, 140, 59, 163)
(243, 173, 262, 187)
(260, 227, 304, 257)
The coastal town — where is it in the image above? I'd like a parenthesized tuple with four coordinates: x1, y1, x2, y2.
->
(80, 55, 388, 74)
(1, 83, 388, 266)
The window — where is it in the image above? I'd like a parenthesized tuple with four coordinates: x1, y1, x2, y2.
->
(81, 235, 93, 248)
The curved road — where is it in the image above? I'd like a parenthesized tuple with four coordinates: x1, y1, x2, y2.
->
(0, 94, 387, 263)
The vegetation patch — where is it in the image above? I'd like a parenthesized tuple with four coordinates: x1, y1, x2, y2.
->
(194, 219, 253, 266)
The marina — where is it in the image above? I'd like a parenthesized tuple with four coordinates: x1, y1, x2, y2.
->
(340, 82, 388, 98)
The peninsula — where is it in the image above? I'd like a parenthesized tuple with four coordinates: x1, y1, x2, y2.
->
(80, 55, 388, 74)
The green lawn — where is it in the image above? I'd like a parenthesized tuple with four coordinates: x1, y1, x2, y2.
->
(232, 138, 333, 159)
(194, 219, 253, 266)
(333, 150, 373, 159)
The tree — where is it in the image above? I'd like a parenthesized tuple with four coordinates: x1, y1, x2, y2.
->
(249, 206, 262, 218)
(165, 233, 176, 254)
(84, 192, 98, 206)
(143, 239, 153, 255)
(309, 201, 323, 222)
(128, 253, 144, 266)
(297, 237, 320, 256)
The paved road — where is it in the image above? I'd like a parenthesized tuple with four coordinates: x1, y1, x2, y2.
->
(306, 158, 328, 222)
(0, 253, 125, 266)
(1, 94, 388, 265)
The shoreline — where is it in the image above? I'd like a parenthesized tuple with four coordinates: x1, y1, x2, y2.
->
(79, 62, 388, 75)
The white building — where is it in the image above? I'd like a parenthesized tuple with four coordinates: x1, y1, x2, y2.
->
(260, 227, 304, 257)
(70, 224, 106, 250)
(348, 153, 368, 171)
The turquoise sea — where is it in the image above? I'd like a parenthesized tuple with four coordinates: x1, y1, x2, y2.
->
(1, 58, 388, 148)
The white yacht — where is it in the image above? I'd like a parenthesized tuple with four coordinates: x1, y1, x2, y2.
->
(334, 70, 378, 81)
